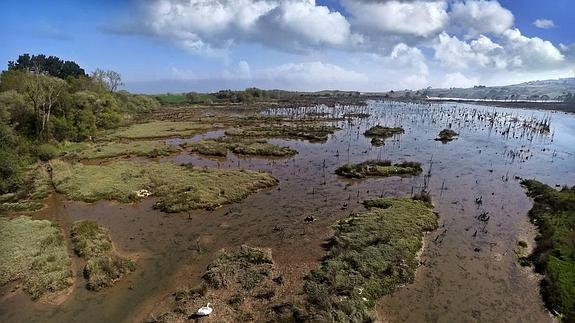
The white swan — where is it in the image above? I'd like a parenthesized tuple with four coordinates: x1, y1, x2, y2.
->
(196, 303, 213, 316)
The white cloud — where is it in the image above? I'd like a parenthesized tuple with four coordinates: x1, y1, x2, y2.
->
(433, 30, 565, 72)
(501, 28, 564, 70)
(259, 61, 367, 87)
(433, 32, 504, 69)
(139, 0, 351, 55)
(450, 0, 514, 37)
(343, 0, 448, 37)
(533, 19, 555, 29)
(441, 72, 479, 88)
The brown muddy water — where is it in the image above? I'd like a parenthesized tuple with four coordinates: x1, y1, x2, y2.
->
(1, 101, 574, 323)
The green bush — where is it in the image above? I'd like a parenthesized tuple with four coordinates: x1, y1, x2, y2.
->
(35, 143, 60, 161)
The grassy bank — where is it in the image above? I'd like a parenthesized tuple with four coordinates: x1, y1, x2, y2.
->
(71, 220, 135, 291)
(336, 160, 422, 179)
(107, 121, 212, 140)
(64, 141, 179, 160)
(303, 198, 438, 321)
(521, 180, 575, 320)
(0, 217, 72, 299)
(0, 164, 51, 212)
(188, 138, 297, 157)
(50, 160, 278, 212)
(364, 125, 404, 146)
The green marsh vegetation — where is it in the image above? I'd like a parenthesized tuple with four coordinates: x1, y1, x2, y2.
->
(521, 180, 575, 320)
(63, 140, 179, 160)
(0, 164, 51, 212)
(50, 160, 278, 212)
(151, 246, 282, 322)
(225, 124, 340, 142)
(71, 220, 135, 290)
(0, 217, 72, 299)
(435, 128, 459, 143)
(105, 121, 212, 140)
(187, 137, 297, 157)
(335, 160, 422, 179)
(302, 198, 439, 321)
(363, 125, 404, 146)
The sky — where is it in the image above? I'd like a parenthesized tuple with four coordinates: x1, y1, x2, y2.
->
(1, 0, 574, 93)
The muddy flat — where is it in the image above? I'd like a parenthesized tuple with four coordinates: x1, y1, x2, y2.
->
(1, 100, 574, 322)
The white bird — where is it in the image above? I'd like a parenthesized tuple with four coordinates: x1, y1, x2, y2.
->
(196, 303, 213, 316)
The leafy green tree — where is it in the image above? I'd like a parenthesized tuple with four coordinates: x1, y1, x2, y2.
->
(8, 54, 86, 79)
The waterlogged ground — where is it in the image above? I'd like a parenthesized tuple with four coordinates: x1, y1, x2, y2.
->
(1, 101, 574, 322)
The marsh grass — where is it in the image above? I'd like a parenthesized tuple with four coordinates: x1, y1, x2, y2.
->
(71, 220, 135, 291)
(225, 124, 340, 142)
(0, 164, 51, 212)
(64, 141, 179, 160)
(303, 198, 438, 321)
(521, 180, 575, 320)
(0, 217, 72, 299)
(152, 246, 279, 322)
(364, 125, 404, 138)
(50, 160, 278, 212)
(435, 129, 459, 143)
(335, 160, 422, 179)
(188, 138, 297, 157)
(106, 121, 212, 139)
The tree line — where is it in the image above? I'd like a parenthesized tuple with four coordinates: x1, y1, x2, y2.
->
(0, 53, 159, 194)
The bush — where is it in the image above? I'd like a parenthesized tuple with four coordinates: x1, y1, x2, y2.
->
(35, 143, 60, 161)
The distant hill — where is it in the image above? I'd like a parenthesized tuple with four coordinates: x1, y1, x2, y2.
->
(384, 78, 575, 103)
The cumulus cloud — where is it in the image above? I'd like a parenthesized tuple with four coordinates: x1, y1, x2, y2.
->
(117, 0, 572, 91)
(343, 0, 448, 37)
(434, 30, 565, 72)
(533, 19, 555, 29)
(259, 61, 368, 89)
(136, 0, 351, 55)
(450, 0, 514, 38)
(441, 72, 479, 88)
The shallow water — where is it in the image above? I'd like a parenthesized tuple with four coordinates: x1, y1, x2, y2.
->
(1, 101, 574, 322)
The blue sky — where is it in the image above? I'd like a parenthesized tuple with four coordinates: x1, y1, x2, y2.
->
(1, 0, 574, 93)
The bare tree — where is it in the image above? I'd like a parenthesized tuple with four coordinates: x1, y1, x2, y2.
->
(91, 69, 123, 92)
(24, 71, 66, 138)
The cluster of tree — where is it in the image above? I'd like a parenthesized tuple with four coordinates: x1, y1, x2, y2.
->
(0, 54, 159, 194)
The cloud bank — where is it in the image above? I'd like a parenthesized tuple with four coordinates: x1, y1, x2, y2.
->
(117, 0, 574, 91)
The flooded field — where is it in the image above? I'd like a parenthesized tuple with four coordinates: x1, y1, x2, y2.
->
(1, 100, 574, 322)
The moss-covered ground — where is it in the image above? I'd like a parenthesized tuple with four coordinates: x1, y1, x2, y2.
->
(364, 126, 404, 146)
(50, 160, 278, 212)
(150, 245, 285, 322)
(188, 138, 297, 157)
(303, 198, 438, 321)
(0, 217, 72, 299)
(435, 129, 458, 143)
(64, 141, 179, 160)
(521, 180, 575, 320)
(71, 220, 135, 291)
(225, 124, 340, 142)
(336, 160, 422, 179)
